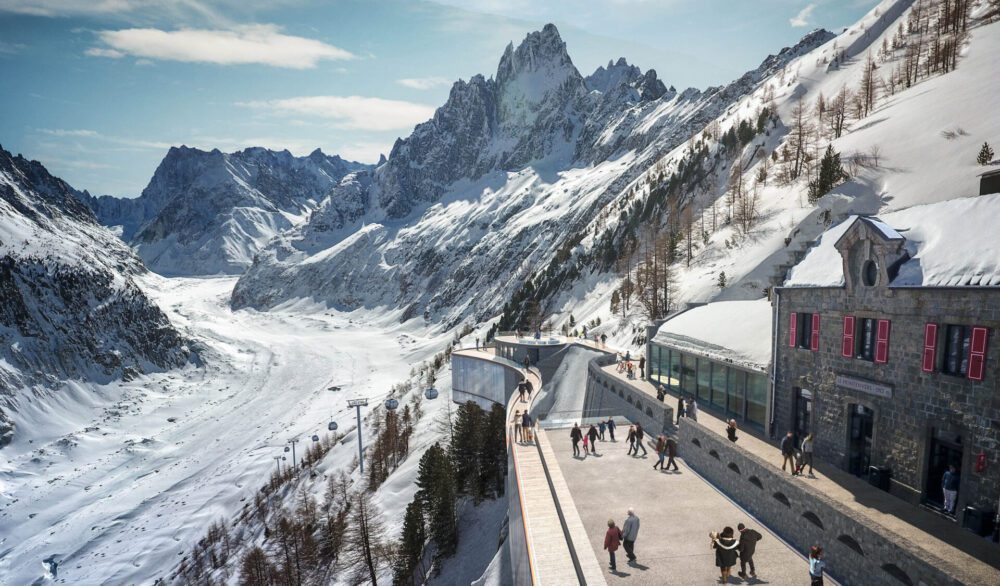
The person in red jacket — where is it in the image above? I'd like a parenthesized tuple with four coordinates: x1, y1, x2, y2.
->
(604, 519, 622, 571)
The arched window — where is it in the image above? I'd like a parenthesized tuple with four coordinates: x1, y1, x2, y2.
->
(708, 449, 720, 460)
(772, 492, 791, 507)
(691, 438, 702, 448)
(837, 534, 864, 556)
(748, 475, 763, 489)
(728, 462, 741, 475)
(802, 511, 824, 529)
(881, 564, 913, 586)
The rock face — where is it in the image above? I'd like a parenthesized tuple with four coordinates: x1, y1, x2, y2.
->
(81, 147, 368, 276)
(0, 146, 192, 446)
(232, 24, 833, 323)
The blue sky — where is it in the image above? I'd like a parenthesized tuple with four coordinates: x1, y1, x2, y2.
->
(0, 0, 878, 197)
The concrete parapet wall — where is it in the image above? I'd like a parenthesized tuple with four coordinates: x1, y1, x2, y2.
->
(584, 355, 674, 435)
(678, 418, 965, 586)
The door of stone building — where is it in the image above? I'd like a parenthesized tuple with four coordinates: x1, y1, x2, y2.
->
(925, 437, 962, 511)
(848, 404, 874, 476)
(793, 387, 812, 445)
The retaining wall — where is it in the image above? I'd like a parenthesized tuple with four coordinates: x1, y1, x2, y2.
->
(584, 355, 674, 435)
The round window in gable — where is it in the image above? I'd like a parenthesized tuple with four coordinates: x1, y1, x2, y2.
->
(862, 260, 879, 286)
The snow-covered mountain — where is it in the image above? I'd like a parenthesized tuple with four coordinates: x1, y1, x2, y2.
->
(231, 24, 833, 321)
(0, 146, 192, 445)
(81, 146, 369, 276)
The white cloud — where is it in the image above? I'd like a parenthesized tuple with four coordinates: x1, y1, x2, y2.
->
(88, 25, 355, 69)
(0, 40, 26, 55)
(790, 3, 817, 27)
(38, 128, 173, 150)
(237, 96, 436, 131)
(397, 77, 452, 90)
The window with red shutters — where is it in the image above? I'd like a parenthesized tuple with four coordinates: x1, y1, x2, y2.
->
(811, 314, 821, 351)
(921, 323, 938, 373)
(968, 326, 989, 381)
(789, 312, 797, 348)
(842, 316, 855, 357)
(874, 319, 891, 363)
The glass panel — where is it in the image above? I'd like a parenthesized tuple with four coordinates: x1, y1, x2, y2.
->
(680, 353, 697, 396)
(746, 373, 768, 427)
(649, 345, 659, 381)
(728, 370, 746, 419)
(712, 363, 727, 410)
(697, 358, 712, 402)
(668, 350, 682, 390)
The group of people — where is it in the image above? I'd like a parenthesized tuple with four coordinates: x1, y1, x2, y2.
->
(709, 523, 763, 583)
(780, 431, 815, 477)
(570, 417, 619, 456)
(674, 393, 699, 422)
(603, 508, 640, 571)
(512, 409, 534, 443)
(615, 352, 645, 380)
(516, 378, 534, 403)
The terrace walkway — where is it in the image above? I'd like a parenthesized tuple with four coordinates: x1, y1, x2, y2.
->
(600, 364, 1000, 584)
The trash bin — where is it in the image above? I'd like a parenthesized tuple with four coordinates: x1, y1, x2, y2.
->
(868, 466, 891, 491)
(962, 506, 996, 537)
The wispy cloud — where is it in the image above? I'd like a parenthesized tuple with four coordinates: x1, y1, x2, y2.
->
(0, 40, 26, 55)
(397, 77, 452, 90)
(237, 96, 436, 131)
(87, 25, 355, 69)
(789, 3, 817, 27)
(38, 128, 173, 150)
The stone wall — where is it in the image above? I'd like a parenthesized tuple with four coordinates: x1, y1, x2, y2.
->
(584, 354, 674, 435)
(679, 418, 966, 586)
(774, 284, 1000, 521)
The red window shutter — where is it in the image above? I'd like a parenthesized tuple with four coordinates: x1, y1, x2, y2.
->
(789, 312, 798, 348)
(968, 326, 989, 381)
(842, 315, 855, 357)
(921, 323, 938, 373)
(875, 319, 891, 364)
(811, 314, 821, 351)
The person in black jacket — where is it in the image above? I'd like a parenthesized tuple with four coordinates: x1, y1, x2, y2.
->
(711, 526, 739, 583)
(780, 431, 796, 474)
(634, 423, 648, 456)
(587, 424, 600, 454)
(737, 522, 763, 579)
(606, 417, 617, 441)
(571, 423, 583, 457)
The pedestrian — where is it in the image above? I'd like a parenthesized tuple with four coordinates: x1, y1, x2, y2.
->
(475, 337, 479, 350)
(639, 356, 646, 378)
(627, 425, 637, 456)
(711, 526, 739, 584)
(808, 545, 826, 585)
(583, 433, 590, 456)
(624, 350, 631, 361)
(736, 522, 762, 580)
(621, 508, 640, 563)
(677, 396, 687, 422)
(601, 333, 607, 346)
(665, 435, 679, 471)
(518, 380, 526, 403)
(522, 411, 533, 443)
(617, 354, 626, 373)
(727, 419, 739, 443)
(604, 519, 622, 571)
(780, 431, 796, 474)
(514, 410, 523, 442)
(607, 417, 617, 441)
(571, 423, 583, 457)
(653, 434, 667, 470)
(942, 464, 960, 514)
(523, 354, 531, 372)
(598, 419, 607, 441)
(525, 379, 534, 401)
(588, 424, 599, 454)
(627, 362, 634, 379)
(799, 433, 815, 476)
(656, 384, 665, 402)
(634, 423, 648, 456)
(688, 399, 699, 421)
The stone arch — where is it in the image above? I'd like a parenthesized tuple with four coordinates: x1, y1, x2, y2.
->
(708, 449, 720, 460)
(772, 491, 791, 507)
(691, 438, 701, 448)
(748, 475, 763, 489)
(618, 389, 625, 398)
(837, 534, 864, 556)
(646, 407, 653, 417)
(881, 564, 913, 586)
(802, 511, 824, 530)
(727, 462, 741, 475)
(627, 395, 634, 404)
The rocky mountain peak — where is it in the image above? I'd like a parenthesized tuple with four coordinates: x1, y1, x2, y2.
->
(495, 23, 582, 100)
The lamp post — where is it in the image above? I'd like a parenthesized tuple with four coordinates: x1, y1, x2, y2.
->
(348, 398, 369, 474)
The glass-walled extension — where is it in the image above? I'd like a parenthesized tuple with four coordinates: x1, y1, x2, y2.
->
(649, 343, 767, 431)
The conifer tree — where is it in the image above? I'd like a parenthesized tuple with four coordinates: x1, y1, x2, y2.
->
(808, 146, 847, 203)
(978, 142, 995, 166)
(393, 501, 426, 586)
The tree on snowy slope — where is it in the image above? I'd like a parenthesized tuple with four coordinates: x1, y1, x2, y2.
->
(344, 490, 390, 585)
(808, 146, 847, 204)
(415, 443, 459, 559)
(979, 142, 995, 166)
(858, 52, 879, 118)
(393, 501, 427, 586)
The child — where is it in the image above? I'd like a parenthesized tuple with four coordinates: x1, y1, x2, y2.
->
(583, 433, 590, 456)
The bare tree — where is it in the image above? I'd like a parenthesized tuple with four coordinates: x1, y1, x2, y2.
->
(345, 490, 390, 586)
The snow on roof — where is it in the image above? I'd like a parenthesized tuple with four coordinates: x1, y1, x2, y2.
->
(786, 195, 1000, 288)
(864, 217, 903, 241)
(653, 299, 773, 371)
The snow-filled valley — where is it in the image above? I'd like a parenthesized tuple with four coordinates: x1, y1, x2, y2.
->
(0, 276, 451, 585)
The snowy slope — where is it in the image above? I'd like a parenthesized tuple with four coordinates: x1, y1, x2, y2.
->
(81, 147, 368, 276)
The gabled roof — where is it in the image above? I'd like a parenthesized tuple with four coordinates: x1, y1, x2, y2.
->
(832, 215, 903, 250)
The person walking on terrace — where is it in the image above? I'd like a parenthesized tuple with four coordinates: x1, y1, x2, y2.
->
(727, 419, 739, 443)
(798, 433, 815, 476)
(607, 417, 617, 441)
(808, 545, 826, 585)
(639, 355, 646, 379)
(601, 333, 607, 346)
(523, 354, 531, 372)
(583, 432, 590, 456)
(626, 425, 637, 455)
(598, 419, 607, 441)
(571, 423, 583, 457)
(525, 379, 534, 402)
(665, 435, 679, 471)
(604, 519, 622, 571)
(522, 411, 533, 443)
(942, 464, 960, 514)
(634, 423, 648, 456)
(736, 522, 762, 580)
(513, 410, 523, 442)
(711, 526, 739, 584)
(587, 424, 599, 454)
(621, 508, 640, 563)
(688, 399, 699, 421)
(517, 380, 526, 403)
(677, 396, 687, 422)
(653, 434, 667, 470)
(780, 431, 796, 474)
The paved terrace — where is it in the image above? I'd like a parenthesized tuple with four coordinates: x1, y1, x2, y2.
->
(600, 363, 1000, 584)
(547, 426, 811, 585)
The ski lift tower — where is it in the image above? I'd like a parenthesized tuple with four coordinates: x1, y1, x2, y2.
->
(347, 398, 369, 474)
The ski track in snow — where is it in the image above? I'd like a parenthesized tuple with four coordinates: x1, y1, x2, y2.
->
(0, 276, 434, 585)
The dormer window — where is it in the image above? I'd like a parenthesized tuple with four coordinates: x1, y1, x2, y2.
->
(862, 260, 878, 287)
